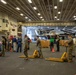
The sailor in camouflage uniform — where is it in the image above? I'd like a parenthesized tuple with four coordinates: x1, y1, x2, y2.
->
(36, 36, 43, 58)
(67, 35, 74, 62)
(1, 36, 5, 57)
(24, 35, 29, 60)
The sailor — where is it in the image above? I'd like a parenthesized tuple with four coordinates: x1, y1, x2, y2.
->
(24, 35, 29, 60)
(67, 34, 74, 62)
(36, 36, 43, 58)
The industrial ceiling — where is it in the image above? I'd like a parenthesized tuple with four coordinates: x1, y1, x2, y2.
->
(0, 0, 76, 22)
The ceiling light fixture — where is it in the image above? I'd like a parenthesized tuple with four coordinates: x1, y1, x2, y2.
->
(25, 17, 28, 19)
(74, 18, 76, 20)
(59, 0, 63, 2)
(38, 13, 41, 16)
(54, 6, 57, 9)
(73, 16, 76, 18)
(1, 0, 7, 4)
(16, 7, 20, 10)
(57, 19, 60, 20)
(28, 0, 32, 3)
(54, 16, 57, 18)
(28, 19, 31, 21)
(42, 19, 44, 21)
(33, 7, 37, 10)
(58, 11, 61, 14)
(40, 16, 43, 19)
(20, 13, 24, 16)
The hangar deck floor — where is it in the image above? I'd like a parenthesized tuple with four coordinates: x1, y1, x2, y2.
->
(0, 43, 76, 75)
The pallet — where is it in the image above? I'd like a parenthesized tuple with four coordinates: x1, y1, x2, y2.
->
(45, 52, 67, 62)
(19, 55, 35, 59)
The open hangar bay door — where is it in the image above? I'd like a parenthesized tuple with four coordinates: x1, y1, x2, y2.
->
(22, 25, 76, 42)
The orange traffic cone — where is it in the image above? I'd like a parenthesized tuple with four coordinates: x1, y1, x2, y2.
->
(52, 48, 55, 52)
(10, 47, 12, 52)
